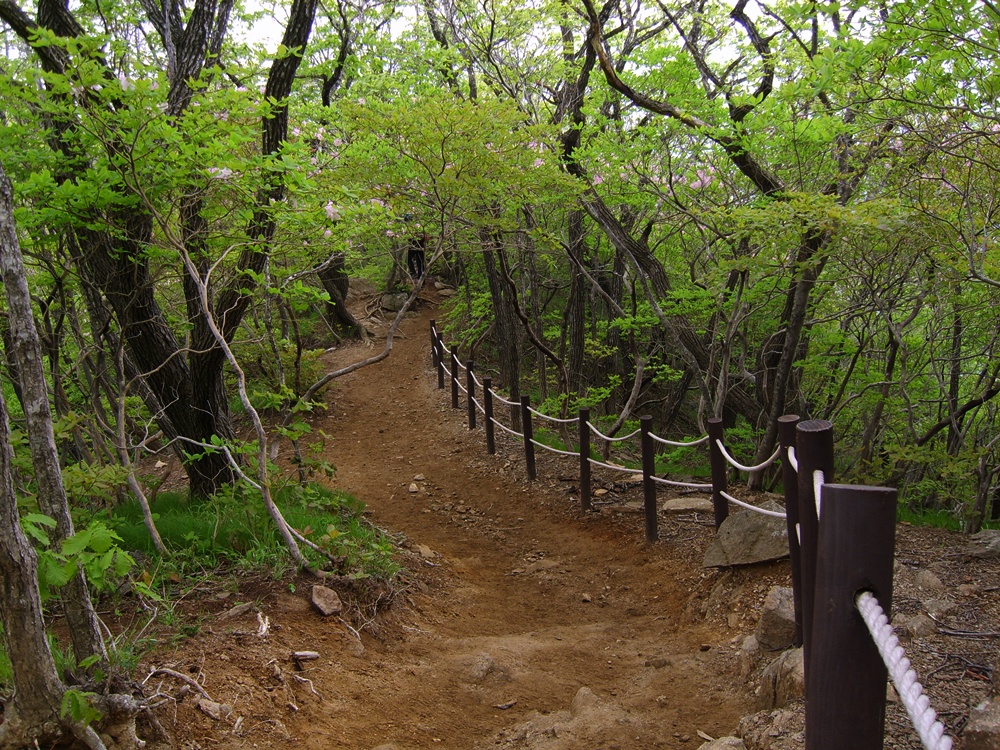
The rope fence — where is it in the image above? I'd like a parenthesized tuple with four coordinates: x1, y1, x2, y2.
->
(429, 321, 946, 749)
(856, 592, 953, 750)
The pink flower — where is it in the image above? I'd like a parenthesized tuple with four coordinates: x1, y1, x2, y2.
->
(333, 138, 343, 146)
(533, 158, 544, 167)
(689, 169, 714, 189)
(592, 174, 604, 185)
(323, 229, 333, 238)
(325, 201, 340, 221)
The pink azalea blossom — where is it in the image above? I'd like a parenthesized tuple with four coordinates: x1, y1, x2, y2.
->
(592, 174, 604, 185)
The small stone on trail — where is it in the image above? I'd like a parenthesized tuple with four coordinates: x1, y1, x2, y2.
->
(594, 488, 608, 497)
(311, 585, 343, 616)
(416, 544, 435, 559)
(217, 602, 255, 621)
(195, 697, 233, 720)
(915, 569, 945, 591)
(408, 482, 419, 493)
(413, 474, 425, 481)
(581, 592, 593, 602)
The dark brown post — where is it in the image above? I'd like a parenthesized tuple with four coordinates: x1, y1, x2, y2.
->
(579, 408, 591, 512)
(430, 320, 439, 369)
(778, 415, 803, 647)
(484, 378, 496, 455)
(641, 415, 658, 543)
(707, 418, 728, 529)
(795, 418, 834, 696)
(436, 340, 445, 389)
(805, 484, 896, 750)
(450, 347, 459, 409)
(466, 361, 476, 429)
(520, 395, 536, 481)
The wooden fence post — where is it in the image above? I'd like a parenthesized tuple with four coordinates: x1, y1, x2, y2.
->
(436, 337, 445, 389)
(450, 347, 459, 409)
(520, 395, 536, 481)
(707, 418, 728, 529)
(430, 320, 438, 369)
(805, 484, 896, 750)
(795, 418, 835, 697)
(466, 361, 476, 429)
(641, 415, 658, 543)
(778, 414, 803, 647)
(484, 378, 495, 455)
(579, 408, 591, 512)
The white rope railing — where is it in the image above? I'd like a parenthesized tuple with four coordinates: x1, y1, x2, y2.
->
(527, 406, 579, 425)
(455, 380, 468, 395)
(651, 476, 713, 490)
(813, 469, 825, 516)
(470, 396, 484, 415)
(456, 359, 468, 372)
(492, 392, 519, 407)
(720, 489, 787, 518)
(651, 433, 709, 447)
(470, 369, 485, 389)
(587, 457, 639, 474)
(530, 439, 579, 457)
(715, 441, 782, 473)
(489, 416, 524, 438)
(855, 591, 954, 750)
(587, 422, 641, 442)
(787, 446, 799, 472)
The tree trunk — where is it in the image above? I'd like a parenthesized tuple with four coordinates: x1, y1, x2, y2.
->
(318, 252, 363, 337)
(565, 209, 587, 393)
(0, 387, 65, 749)
(480, 236, 521, 425)
(0, 164, 107, 668)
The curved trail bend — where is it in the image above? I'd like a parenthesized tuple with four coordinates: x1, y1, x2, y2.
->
(164, 296, 753, 750)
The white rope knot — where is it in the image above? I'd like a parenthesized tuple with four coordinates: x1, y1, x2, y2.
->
(855, 591, 953, 750)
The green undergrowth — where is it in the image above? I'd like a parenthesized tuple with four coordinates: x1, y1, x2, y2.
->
(99, 483, 400, 584)
(897, 505, 1000, 532)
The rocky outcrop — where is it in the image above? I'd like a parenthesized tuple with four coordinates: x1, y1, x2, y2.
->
(756, 648, 804, 710)
(754, 587, 797, 651)
(703, 503, 788, 567)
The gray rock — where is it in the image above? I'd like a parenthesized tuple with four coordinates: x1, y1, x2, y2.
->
(739, 708, 805, 750)
(755, 587, 797, 651)
(703, 503, 789, 567)
(967, 530, 1000, 560)
(662, 495, 715, 514)
(901, 613, 937, 638)
(699, 739, 747, 750)
(915, 569, 945, 591)
(757, 648, 804, 710)
(924, 598, 957, 619)
(381, 292, 410, 312)
(311, 584, 343, 616)
(965, 699, 1000, 750)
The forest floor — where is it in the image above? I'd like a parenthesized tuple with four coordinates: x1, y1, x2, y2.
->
(134, 282, 1000, 750)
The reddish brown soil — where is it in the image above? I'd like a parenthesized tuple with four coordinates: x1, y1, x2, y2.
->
(143, 291, 758, 750)
(136, 287, 999, 750)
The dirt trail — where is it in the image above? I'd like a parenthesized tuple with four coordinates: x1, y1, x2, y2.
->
(161, 294, 754, 750)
